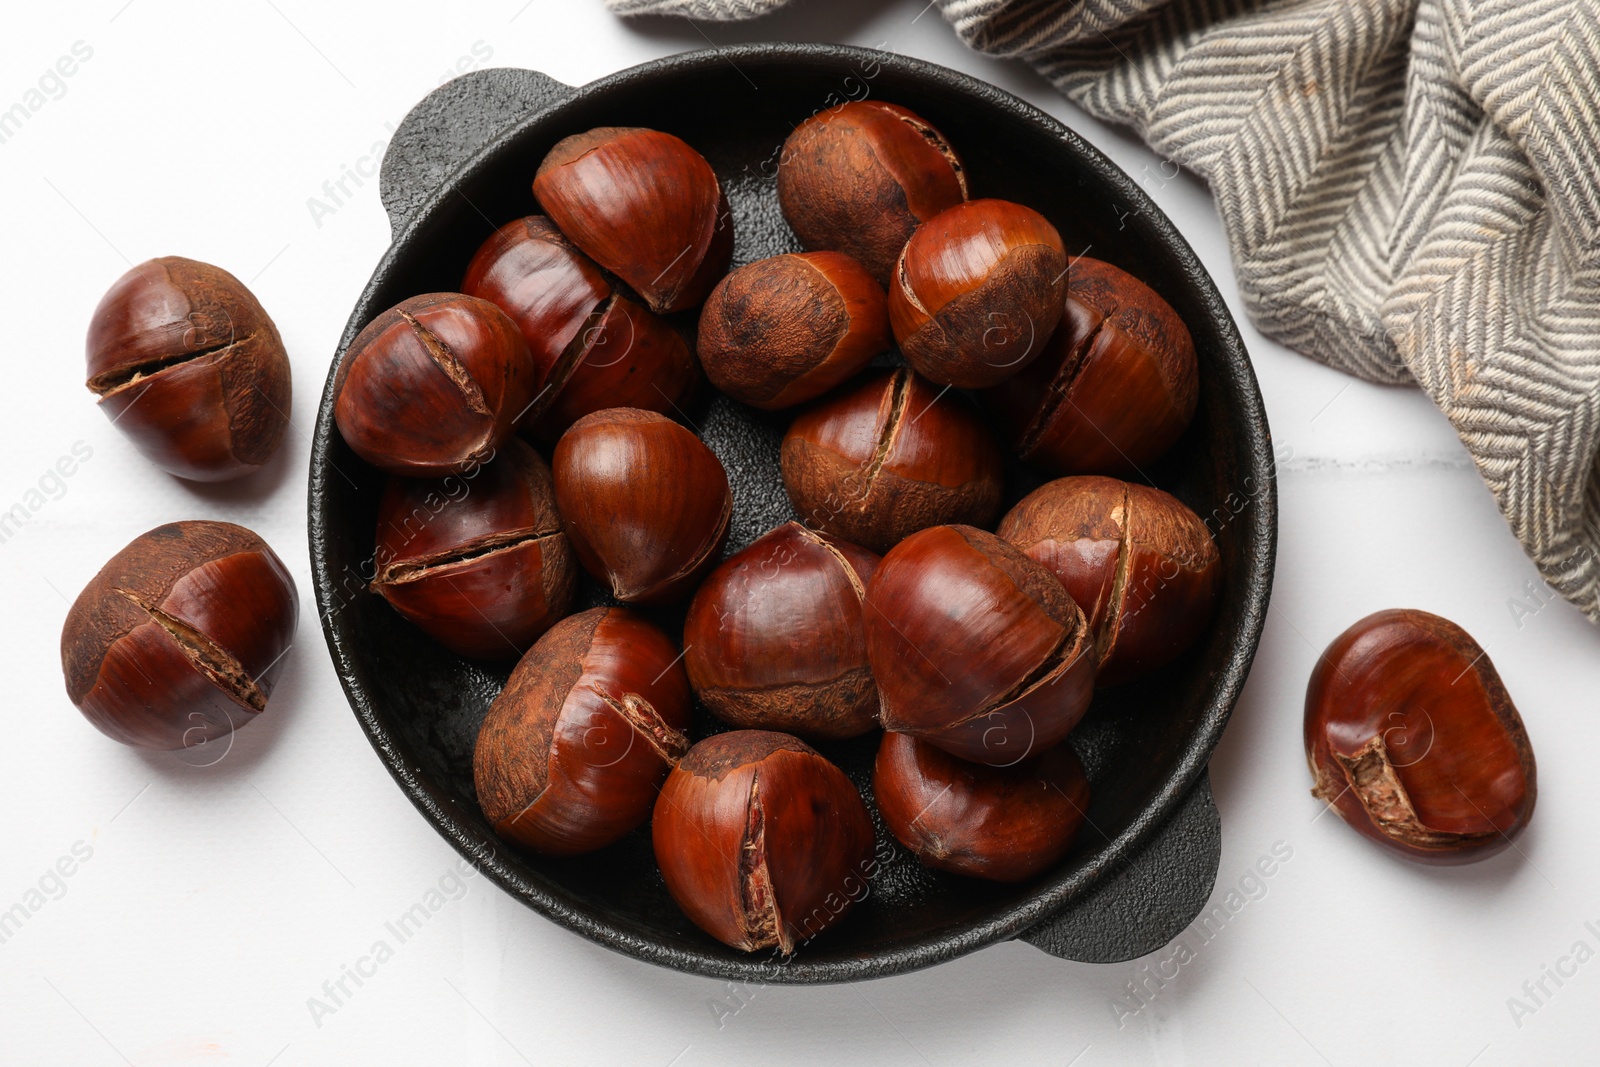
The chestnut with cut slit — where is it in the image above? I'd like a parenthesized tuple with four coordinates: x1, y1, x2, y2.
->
(986, 256, 1197, 476)
(533, 126, 732, 314)
(864, 524, 1096, 765)
(779, 367, 1002, 554)
(462, 217, 699, 440)
(60, 521, 298, 749)
(1304, 609, 1536, 863)
(874, 731, 1090, 882)
(552, 408, 731, 604)
(334, 293, 536, 477)
(889, 199, 1066, 389)
(475, 607, 692, 855)
(683, 521, 880, 739)
(697, 251, 888, 411)
(370, 439, 575, 660)
(999, 476, 1220, 686)
(652, 730, 874, 953)
(777, 100, 968, 285)
(86, 257, 291, 482)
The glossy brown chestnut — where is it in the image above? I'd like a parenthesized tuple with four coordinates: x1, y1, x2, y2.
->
(999, 476, 1220, 686)
(697, 252, 889, 410)
(533, 126, 732, 314)
(653, 730, 874, 953)
(334, 293, 536, 477)
(474, 607, 692, 855)
(1305, 609, 1536, 863)
(683, 522, 879, 739)
(369, 439, 575, 660)
(552, 408, 731, 604)
(888, 199, 1066, 389)
(874, 731, 1090, 882)
(779, 367, 1002, 554)
(864, 525, 1095, 765)
(60, 521, 298, 749)
(85, 257, 291, 482)
(986, 257, 1198, 476)
(461, 216, 699, 440)
(776, 101, 967, 285)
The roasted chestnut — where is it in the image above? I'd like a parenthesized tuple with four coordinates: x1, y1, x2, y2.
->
(863, 524, 1095, 765)
(986, 256, 1198, 475)
(653, 730, 874, 953)
(533, 126, 732, 314)
(370, 439, 575, 660)
(780, 367, 1002, 554)
(552, 408, 731, 604)
(874, 731, 1090, 882)
(683, 522, 879, 739)
(1305, 609, 1536, 863)
(85, 257, 291, 482)
(999, 476, 1220, 686)
(461, 217, 699, 440)
(334, 293, 536, 477)
(61, 521, 298, 750)
(888, 199, 1066, 389)
(777, 101, 967, 285)
(697, 252, 888, 410)
(474, 607, 692, 855)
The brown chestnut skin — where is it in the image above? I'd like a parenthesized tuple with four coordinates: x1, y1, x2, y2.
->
(986, 257, 1198, 476)
(999, 476, 1220, 686)
(889, 199, 1067, 389)
(874, 732, 1090, 882)
(684, 522, 880, 739)
(552, 408, 731, 604)
(60, 521, 298, 750)
(697, 252, 889, 410)
(777, 101, 967, 285)
(527, 293, 700, 442)
(369, 439, 576, 660)
(334, 293, 537, 477)
(85, 257, 291, 482)
(780, 367, 1003, 554)
(653, 730, 874, 953)
(1305, 609, 1536, 864)
(533, 126, 732, 314)
(474, 608, 692, 855)
(864, 525, 1095, 766)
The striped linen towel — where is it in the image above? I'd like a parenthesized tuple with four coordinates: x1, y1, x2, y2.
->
(610, 0, 1600, 622)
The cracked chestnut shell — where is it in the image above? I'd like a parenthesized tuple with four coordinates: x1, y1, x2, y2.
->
(1305, 609, 1536, 863)
(552, 408, 731, 604)
(370, 439, 575, 660)
(888, 199, 1066, 389)
(334, 293, 536, 477)
(461, 216, 699, 441)
(999, 476, 1220, 686)
(986, 257, 1198, 476)
(777, 101, 967, 285)
(874, 731, 1090, 882)
(864, 525, 1095, 765)
(60, 521, 298, 749)
(653, 730, 874, 953)
(697, 252, 888, 411)
(779, 367, 1003, 554)
(683, 522, 880, 739)
(85, 257, 291, 482)
(533, 126, 732, 314)
(475, 607, 692, 855)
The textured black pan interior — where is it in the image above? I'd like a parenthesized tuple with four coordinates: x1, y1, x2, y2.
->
(308, 44, 1276, 982)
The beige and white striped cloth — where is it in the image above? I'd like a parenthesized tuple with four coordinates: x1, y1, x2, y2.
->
(608, 0, 1600, 623)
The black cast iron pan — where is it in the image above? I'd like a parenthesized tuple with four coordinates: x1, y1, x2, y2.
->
(308, 43, 1276, 982)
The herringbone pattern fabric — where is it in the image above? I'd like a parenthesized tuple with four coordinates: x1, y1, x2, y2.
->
(610, 0, 1600, 621)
